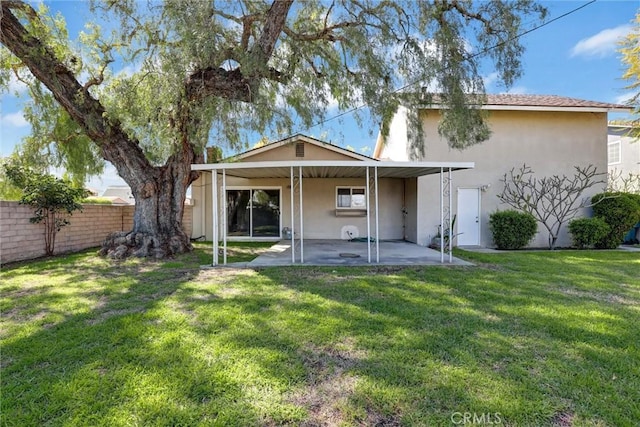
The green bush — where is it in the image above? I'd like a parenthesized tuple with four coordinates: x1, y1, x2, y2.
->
(568, 217, 610, 249)
(592, 192, 640, 249)
(489, 210, 538, 250)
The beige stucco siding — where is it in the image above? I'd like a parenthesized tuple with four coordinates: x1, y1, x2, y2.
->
(410, 109, 609, 247)
(242, 142, 360, 162)
(190, 174, 405, 241)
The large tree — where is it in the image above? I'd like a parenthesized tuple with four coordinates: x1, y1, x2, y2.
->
(1, 0, 546, 258)
(619, 11, 640, 138)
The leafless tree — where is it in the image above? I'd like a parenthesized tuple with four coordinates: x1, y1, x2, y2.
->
(498, 164, 607, 249)
(607, 169, 640, 194)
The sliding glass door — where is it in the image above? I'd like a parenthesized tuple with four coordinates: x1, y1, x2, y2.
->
(227, 188, 280, 238)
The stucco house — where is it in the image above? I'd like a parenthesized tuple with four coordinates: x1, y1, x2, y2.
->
(190, 134, 473, 264)
(608, 122, 639, 190)
(374, 94, 629, 248)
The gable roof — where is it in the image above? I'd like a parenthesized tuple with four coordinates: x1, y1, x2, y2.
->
(422, 94, 630, 113)
(231, 134, 374, 162)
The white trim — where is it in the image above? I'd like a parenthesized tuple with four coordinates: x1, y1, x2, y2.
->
(225, 186, 283, 239)
(193, 160, 474, 171)
(608, 140, 622, 165)
(336, 186, 367, 209)
(456, 186, 482, 247)
(299, 166, 304, 263)
(222, 170, 227, 265)
(375, 166, 379, 263)
(366, 167, 371, 263)
(212, 170, 218, 266)
(290, 167, 295, 264)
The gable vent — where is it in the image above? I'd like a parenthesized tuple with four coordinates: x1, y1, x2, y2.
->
(295, 142, 305, 157)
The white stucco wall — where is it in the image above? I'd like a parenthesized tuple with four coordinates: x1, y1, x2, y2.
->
(379, 109, 609, 248)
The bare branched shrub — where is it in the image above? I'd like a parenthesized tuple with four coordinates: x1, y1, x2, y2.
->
(498, 164, 607, 249)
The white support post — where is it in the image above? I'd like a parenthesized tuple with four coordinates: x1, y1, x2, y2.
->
(440, 167, 444, 264)
(290, 166, 295, 264)
(212, 170, 218, 266)
(299, 166, 304, 263)
(448, 167, 453, 263)
(222, 169, 227, 265)
(375, 166, 379, 263)
(366, 166, 371, 263)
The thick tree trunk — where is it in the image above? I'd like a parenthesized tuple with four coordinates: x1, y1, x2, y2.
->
(99, 149, 200, 259)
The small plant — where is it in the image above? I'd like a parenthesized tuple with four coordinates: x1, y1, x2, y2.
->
(568, 217, 610, 249)
(489, 210, 537, 250)
(4, 163, 88, 256)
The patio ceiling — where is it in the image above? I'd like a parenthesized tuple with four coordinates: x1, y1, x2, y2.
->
(191, 160, 475, 179)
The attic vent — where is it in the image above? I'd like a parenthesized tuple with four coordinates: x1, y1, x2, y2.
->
(295, 142, 305, 157)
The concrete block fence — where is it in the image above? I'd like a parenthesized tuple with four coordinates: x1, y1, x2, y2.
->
(0, 201, 192, 265)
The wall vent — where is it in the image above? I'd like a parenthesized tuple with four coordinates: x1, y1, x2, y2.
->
(295, 142, 305, 157)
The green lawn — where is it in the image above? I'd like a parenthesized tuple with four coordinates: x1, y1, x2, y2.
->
(1, 248, 639, 426)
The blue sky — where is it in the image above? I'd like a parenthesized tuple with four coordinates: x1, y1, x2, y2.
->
(0, 0, 637, 192)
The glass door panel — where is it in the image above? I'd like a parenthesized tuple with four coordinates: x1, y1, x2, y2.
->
(251, 189, 280, 237)
(227, 190, 250, 236)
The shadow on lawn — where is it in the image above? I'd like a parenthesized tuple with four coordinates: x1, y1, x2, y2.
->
(2, 250, 638, 426)
(254, 253, 639, 426)
(1, 256, 279, 426)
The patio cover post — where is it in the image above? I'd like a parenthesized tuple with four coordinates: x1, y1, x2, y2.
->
(290, 166, 295, 264)
(212, 170, 218, 266)
(299, 166, 304, 263)
(375, 166, 379, 263)
(366, 166, 371, 263)
(440, 167, 444, 263)
(448, 167, 453, 263)
(222, 169, 227, 265)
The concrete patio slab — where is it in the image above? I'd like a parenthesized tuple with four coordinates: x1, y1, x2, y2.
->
(240, 239, 473, 267)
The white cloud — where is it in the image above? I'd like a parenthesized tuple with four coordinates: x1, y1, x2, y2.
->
(614, 91, 636, 105)
(360, 146, 371, 154)
(570, 24, 632, 58)
(483, 72, 499, 88)
(500, 86, 528, 95)
(0, 111, 28, 127)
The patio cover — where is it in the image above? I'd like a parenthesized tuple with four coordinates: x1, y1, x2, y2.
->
(191, 160, 474, 265)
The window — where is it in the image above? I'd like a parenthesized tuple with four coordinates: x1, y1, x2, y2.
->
(336, 187, 366, 209)
(608, 141, 621, 165)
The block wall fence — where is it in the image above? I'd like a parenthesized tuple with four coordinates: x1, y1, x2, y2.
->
(0, 202, 192, 265)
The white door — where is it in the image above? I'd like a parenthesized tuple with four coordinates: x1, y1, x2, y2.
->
(457, 188, 480, 246)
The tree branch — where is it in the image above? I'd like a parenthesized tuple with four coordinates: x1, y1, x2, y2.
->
(0, 1, 153, 186)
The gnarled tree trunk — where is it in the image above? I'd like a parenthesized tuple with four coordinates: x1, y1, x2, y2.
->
(99, 154, 200, 259)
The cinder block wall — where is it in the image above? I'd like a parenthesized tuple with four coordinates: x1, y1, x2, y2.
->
(0, 202, 192, 265)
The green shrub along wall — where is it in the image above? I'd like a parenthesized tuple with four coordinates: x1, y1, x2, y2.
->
(489, 210, 538, 250)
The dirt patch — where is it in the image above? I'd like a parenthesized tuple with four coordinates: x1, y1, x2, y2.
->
(558, 288, 637, 305)
(86, 306, 146, 325)
(551, 410, 575, 426)
(287, 338, 369, 426)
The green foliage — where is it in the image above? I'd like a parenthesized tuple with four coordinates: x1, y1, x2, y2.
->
(592, 192, 640, 249)
(4, 163, 89, 255)
(489, 210, 537, 250)
(82, 197, 113, 205)
(0, 158, 23, 200)
(568, 217, 611, 249)
(2, 0, 548, 162)
(619, 12, 640, 139)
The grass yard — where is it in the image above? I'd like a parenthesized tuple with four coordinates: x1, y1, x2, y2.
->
(1, 248, 639, 426)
